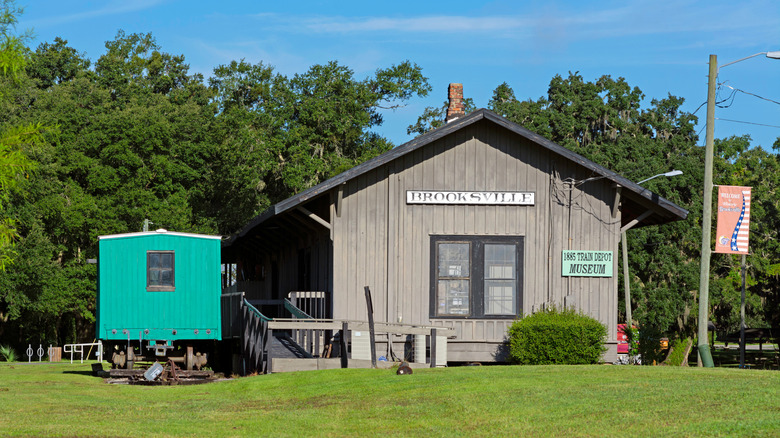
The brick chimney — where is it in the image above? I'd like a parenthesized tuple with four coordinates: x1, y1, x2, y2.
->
(446, 83, 464, 123)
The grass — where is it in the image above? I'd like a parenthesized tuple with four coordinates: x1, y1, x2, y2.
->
(1, 362, 779, 437)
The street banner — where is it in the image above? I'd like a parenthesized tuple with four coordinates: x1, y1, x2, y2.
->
(715, 185, 751, 254)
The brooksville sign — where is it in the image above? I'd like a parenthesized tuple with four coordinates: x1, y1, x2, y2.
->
(406, 190, 535, 205)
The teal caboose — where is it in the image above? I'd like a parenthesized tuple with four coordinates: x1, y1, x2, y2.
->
(96, 229, 222, 369)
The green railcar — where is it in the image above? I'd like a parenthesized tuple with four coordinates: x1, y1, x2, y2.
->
(96, 230, 221, 369)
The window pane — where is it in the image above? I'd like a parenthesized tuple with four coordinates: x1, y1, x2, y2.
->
(437, 279, 470, 315)
(484, 280, 516, 315)
(160, 253, 173, 268)
(485, 244, 515, 279)
(149, 269, 160, 286)
(160, 269, 173, 285)
(485, 244, 516, 315)
(149, 253, 160, 269)
(438, 243, 470, 278)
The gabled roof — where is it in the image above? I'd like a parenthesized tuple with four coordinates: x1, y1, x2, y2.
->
(224, 108, 688, 248)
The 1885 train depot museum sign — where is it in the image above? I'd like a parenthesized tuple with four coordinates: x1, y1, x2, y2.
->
(562, 250, 614, 277)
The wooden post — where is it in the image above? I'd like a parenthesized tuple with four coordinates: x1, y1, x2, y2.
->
(430, 329, 437, 368)
(364, 287, 377, 368)
(697, 54, 718, 368)
(266, 327, 273, 374)
(740, 253, 746, 368)
(622, 231, 632, 326)
(240, 303, 247, 376)
(340, 322, 349, 369)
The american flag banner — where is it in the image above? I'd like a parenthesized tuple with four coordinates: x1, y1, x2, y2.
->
(715, 186, 751, 254)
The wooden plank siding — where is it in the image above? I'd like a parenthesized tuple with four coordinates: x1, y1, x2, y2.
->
(330, 120, 620, 361)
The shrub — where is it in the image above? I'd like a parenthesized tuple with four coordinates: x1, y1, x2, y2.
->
(0, 344, 17, 362)
(508, 307, 607, 365)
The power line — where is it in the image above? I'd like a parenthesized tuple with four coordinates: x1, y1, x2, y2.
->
(717, 90, 738, 108)
(691, 100, 707, 116)
(721, 83, 780, 106)
(715, 118, 780, 129)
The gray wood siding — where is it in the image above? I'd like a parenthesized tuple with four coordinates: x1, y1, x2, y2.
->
(332, 120, 620, 346)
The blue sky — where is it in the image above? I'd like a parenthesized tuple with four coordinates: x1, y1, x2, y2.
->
(18, 0, 780, 154)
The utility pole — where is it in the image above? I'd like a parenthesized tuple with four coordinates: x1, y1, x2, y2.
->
(697, 51, 778, 368)
(697, 54, 717, 367)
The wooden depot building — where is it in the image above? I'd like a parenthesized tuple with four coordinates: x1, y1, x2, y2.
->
(221, 84, 688, 364)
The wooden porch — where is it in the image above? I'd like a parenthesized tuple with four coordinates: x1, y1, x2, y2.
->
(221, 291, 455, 374)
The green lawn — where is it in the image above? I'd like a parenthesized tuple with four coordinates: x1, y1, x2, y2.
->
(1, 362, 778, 437)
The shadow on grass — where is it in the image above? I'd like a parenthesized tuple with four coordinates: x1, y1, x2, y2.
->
(62, 370, 102, 377)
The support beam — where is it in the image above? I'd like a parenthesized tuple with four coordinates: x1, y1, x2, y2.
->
(620, 208, 653, 329)
(622, 231, 631, 326)
(296, 206, 331, 230)
(287, 211, 320, 234)
(612, 185, 622, 219)
(335, 184, 344, 218)
(620, 210, 653, 234)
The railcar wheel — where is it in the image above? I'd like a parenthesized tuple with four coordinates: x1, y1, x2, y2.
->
(186, 345, 194, 371)
(125, 348, 135, 370)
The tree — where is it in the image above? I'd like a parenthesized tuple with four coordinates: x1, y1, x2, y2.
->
(406, 96, 476, 135)
(0, 30, 219, 345)
(0, 123, 41, 270)
(0, 0, 29, 77)
(26, 37, 90, 89)
(208, 59, 432, 232)
(0, 0, 40, 271)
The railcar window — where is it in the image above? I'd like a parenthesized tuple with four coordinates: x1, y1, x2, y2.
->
(147, 251, 175, 291)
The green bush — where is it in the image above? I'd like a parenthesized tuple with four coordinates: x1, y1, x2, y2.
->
(508, 307, 607, 365)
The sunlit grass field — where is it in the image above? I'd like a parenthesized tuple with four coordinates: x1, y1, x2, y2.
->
(1, 361, 778, 437)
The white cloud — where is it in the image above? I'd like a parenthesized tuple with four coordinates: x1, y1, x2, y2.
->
(28, 0, 170, 27)
(247, 1, 779, 45)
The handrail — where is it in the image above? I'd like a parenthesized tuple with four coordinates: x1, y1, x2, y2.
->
(284, 299, 313, 319)
(221, 292, 245, 297)
(266, 318, 456, 336)
(243, 298, 273, 322)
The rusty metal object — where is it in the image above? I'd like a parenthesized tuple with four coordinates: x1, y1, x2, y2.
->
(166, 359, 180, 381)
